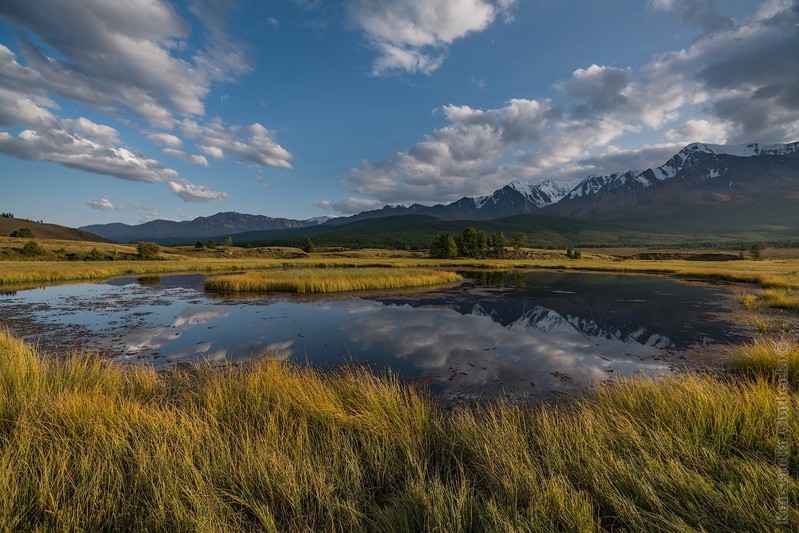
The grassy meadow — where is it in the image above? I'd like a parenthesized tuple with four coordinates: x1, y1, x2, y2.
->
(0, 329, 796, 531)
(205, 268, 463, 293)
(1, 237, 798, 283)
(2, 238, 798, 314)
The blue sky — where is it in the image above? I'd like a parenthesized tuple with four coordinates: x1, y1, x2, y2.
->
(0, 0, 797, 227)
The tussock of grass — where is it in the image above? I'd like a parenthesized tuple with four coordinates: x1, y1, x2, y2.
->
(0, 330, 796, 531)
(738, 291, 759, 309)
(205, 268, 463, 293)
(726, 339, 799, 387)
(759, 288, 799, 312)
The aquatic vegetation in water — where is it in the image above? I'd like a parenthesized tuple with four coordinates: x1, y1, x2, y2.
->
(204, 268, 463, 293)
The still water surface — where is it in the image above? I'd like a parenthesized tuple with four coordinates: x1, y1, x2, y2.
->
(0, 271, 741, 399)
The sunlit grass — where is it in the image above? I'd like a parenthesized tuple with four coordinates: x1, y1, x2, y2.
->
(726, 338, 799, 387)
(0, 330, 796, 531)
(738, 292, 759, 309)
(205, 268, 463, 293)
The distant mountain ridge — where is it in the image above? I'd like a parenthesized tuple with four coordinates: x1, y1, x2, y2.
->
(324, 141, 798, 227)
(326, 179, 573, 225)
(81, 141, 799, 243)
(81, 212, 319, 244)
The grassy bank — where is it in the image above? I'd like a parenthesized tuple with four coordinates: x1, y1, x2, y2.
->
(205, 268, 463, 293)
(2, 247, 799, 314)
(0, 330, 796, 531)
(1, 250, 798, 285)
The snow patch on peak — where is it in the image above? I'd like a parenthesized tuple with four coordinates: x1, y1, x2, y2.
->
(477, 179, 572, 209)
(473, 194, 491, 209)
(567, 169, 643, 199)
(682, 141, 799, 158)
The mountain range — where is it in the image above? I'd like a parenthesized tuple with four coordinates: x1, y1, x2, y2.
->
(81, 141, 799, 244)
(81, 213, 319, 244)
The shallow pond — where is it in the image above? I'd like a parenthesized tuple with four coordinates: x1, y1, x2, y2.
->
(0, 270, 743, 399)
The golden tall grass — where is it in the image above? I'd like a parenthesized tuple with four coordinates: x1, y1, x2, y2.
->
(759, 288, 799, 312)
(726, 338, 799, 387)
(205, 268, 463, 293)
(0, 330, 796, 531)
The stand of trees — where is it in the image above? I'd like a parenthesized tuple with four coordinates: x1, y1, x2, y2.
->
(430, 234, 457, 258)
(430, 228, 521, 259)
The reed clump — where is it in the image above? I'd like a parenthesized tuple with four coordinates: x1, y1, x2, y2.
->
(0, 330, 796, 531)
(205, 268, 463, 293)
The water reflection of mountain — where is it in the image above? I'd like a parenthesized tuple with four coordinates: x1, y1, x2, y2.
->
(373, 271, 740, 350)
(480, 303, 672, 349)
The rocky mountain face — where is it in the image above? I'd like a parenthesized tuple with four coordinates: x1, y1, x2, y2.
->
(81, 212, 316, 244)
(544, 142, 799, 219)
(332, 142, 798, 227)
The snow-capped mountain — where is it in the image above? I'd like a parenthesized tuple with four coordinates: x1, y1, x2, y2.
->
(334, 140, 798, 227)
(478, 179, 571, 209)
(545, 141, 799, 219)
(326, 178, 573, 224)
(566, 169, 643, 199)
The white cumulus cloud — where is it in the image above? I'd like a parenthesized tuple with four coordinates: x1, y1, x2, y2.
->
(347, 0, 515, 75)
(86, 198, 124, 211)
(182, 118, 292, 168)
(163, 147, 210, 167)
(0, 127, 178, 182)
(315, 197, 382, 214)
(148, 133, 183, 148)
(168, 180, 229, 203)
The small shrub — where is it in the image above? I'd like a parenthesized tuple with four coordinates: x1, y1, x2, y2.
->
(738, 292, 758, 310)
(207, 239, 217, 249)
(21, 240, 45, 256)
(11, 227, 34, 238)
(303, 238, 315, 253)
(194, 241, 204, 250)
(136, 241, 160, 260)
(86, 248, 105, 261)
